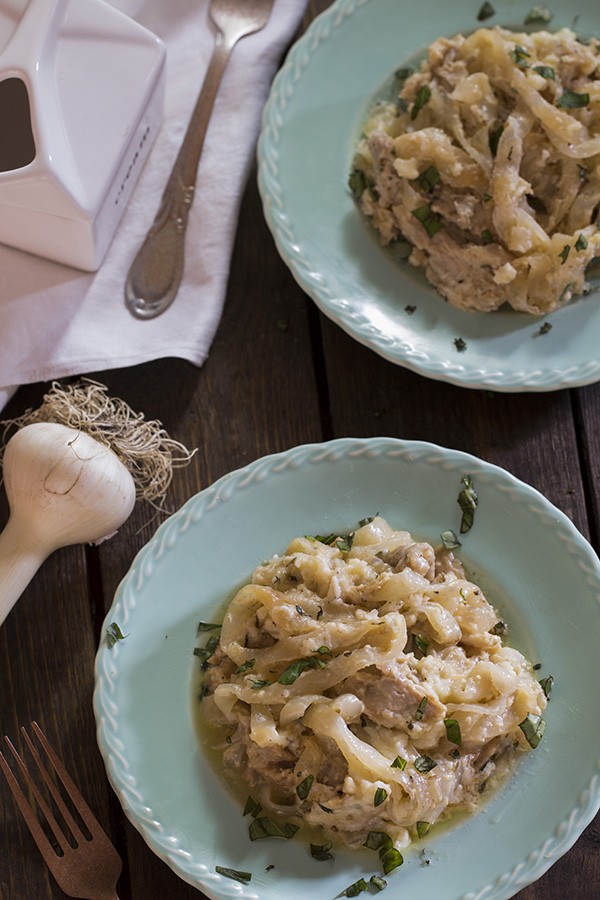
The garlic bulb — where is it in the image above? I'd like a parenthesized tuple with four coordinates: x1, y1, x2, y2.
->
(0, 422, 136, 626)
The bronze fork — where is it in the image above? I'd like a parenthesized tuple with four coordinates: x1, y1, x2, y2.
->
(0, 721, 122, 900)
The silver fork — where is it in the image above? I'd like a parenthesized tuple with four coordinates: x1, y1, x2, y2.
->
(125, 0, 278, 319)
(0, 722, 122, 900)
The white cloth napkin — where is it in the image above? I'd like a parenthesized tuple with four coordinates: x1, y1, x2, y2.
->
(0, 0, 307, 411)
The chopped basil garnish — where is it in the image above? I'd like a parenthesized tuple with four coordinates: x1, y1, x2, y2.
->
(414, 697, 428, 721)
(197, 621, 221, 633)
(363, 831, 404, 874)
(559, 245, 571, 264)
(278, 655, 327, 685)
(416, 821, 431, 838)
(557, 90, 590, 109)
(414, 755, 438, 773)
(374, 787, 388, 807)
(312, 531, 355, 552)
(477, 2, 495, 21)
(412, 203, 444, 237)
(349, 169, 369, 198)
(411, 85, 431, 120)
(318, 802, 333, 813)
(539, 674, 554, 698)
(524, 4, 553, 24)
(558, 282, 574, 304)
(491, 620, 508, 636)
(243, 796, 262, 817)
(414, 634, 428, 656)
(296, 774, 314, 800)
(481, 228, 494, 245)
(441, 529, 461, 550)
(533, 64, 555, 79)
(364, 831, 390, 851)
(194, 636, 219, 670)
(248, 817, 299, 840)
(509, 45, 531, 68)
(457, 475, 478, 534)
(415, 165, 441, 193)
(344, 878, 369, 897)
(518, 713, 546, 748)
(310, 840, 334, 861)
(454, 337, 467, 352)
(489, 124, 504, 157)
(405, 304, 417, 314)
(215, 866, 251, 884)
(449, 748, 461, 759)
(537, 321, 553, 336)
(444, 717, 462, 746)
(380, 847, 403, 874)
(575, 233, 589, 251)
(370, 875, 388, 892)
(251, 679, 272, 690)
(359, 515, 376, 527)
(235, 659, 255, 675)
(391, 755, 407, 770)
(106, 622, 127, 648)
(395, 66, 414, 84)
(395, 238, 412, 260)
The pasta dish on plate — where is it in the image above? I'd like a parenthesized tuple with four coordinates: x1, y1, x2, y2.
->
(351, 27, 600, 315)
(199, 516, 548, 858)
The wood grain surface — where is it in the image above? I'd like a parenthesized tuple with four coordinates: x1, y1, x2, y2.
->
(1, 1, 599, 898)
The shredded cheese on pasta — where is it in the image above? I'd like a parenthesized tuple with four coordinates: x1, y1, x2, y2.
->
(201, 516, 547, 852)
(351, 27, 600, 314)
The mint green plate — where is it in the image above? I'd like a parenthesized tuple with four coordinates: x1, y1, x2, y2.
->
(257, 0, 600, 392)
(94, 437, 600, 899)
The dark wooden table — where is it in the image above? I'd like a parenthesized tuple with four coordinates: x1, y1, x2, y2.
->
(1, 3, 599, 898)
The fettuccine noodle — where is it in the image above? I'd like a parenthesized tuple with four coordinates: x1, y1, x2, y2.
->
(200, 516, 547, 853)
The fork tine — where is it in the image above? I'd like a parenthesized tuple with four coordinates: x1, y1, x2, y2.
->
(0, 744, 65, 869)
(3, 733, 74, 854)
(30, 721, 105, 840)
(21, 724, 87, 845)
(29, 720, 116, 852)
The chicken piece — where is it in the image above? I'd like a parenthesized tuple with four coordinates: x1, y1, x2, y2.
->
(433, 548, 465, 580)
(386, 542, 436, 581)
(340, 668, 445, 728)
(415, 234, 516, 312)
(202, 644, 236, 696)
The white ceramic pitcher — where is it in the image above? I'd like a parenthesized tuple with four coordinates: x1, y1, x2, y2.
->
(0, 0, 165, 270)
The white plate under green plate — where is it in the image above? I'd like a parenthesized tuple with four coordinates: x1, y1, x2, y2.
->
(94, 437, 600, 899)
(257, 0, 600, 392)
